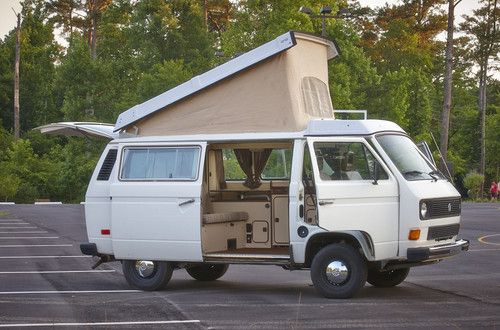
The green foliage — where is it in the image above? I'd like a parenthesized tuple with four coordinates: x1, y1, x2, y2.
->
(0, 174, 20, 202)
(0, 139, 46, 203)
(44, 139, 104, 203)
(463, 172, 485, 200)
(136, 60, 192, 101)
(0, 0, 498, 202)
(328, 22, 379, 110)
(221, 0, 317, 56)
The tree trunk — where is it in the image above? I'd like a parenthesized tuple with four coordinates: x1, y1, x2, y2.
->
(439, 0, 457, 172)
(202, 0, 208, 30)
(478, 62, 488, 198)
(13, 13, 21, 140)
(90, 9, 97, 60)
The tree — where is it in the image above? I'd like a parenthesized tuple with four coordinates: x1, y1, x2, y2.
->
(0, 1, 60, 134)
(461, 0, 500, 195)
(440, 0, 462, 171)
(327, 21, 380, 111)
(86, 0, 112, 59)
(368, 0, 447, 73)
(220, 0, 316, 57)
(45, 0, 85, 37)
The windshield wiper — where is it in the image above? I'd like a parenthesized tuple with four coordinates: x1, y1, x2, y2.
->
(402, 170, 424, 176)
(428, 170, 441, 181)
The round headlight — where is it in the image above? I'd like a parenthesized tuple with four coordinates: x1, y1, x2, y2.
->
(420, 202, 428, 219)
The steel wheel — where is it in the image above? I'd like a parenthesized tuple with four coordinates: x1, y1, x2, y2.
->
(311, 244, 367, 299)
(122, 260, 173, 291)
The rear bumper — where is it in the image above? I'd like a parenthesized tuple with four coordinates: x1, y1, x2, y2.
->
(407, 239, 469, 262)
(80, 243, 98, 256)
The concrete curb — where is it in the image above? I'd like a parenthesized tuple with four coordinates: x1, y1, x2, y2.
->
(34, 202, 63, 205)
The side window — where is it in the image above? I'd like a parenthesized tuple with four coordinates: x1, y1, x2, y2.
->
(223, 148, 292, 181)
(313, 142, 388, 181)
(261, 149, 292, 180)
(120, 146, 200, 180)
(222, 149, 245, 180)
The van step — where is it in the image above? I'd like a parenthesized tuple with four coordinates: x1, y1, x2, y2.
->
(204, 252, 290, 264)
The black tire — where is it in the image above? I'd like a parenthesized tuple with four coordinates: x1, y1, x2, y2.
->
(122, 260, 173, 291)
(367, 268, 410, 287)
(310, 244, 367, 299)
(186, 263, 229, 281)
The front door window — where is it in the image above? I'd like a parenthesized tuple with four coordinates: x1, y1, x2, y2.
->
(313, 142, 388, 181)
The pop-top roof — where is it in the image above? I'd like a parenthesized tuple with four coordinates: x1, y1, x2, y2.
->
(114, 31, 339, 133)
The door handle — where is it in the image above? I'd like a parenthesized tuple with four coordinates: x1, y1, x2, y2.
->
(178, 199, 195, 206)
(319, 200, 334, 206)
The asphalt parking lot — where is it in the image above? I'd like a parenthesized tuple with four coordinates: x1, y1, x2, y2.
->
(0, 203, 498, 329)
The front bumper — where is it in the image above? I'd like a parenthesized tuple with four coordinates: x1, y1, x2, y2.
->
(407, 239, 469, 262)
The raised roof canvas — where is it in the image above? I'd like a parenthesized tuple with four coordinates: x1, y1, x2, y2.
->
(116, 32, 339, 136)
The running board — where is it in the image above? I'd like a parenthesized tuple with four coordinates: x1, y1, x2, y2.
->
(204, 252, 290, 265)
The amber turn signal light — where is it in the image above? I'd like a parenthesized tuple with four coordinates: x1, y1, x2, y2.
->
(408, 229, 421, 240)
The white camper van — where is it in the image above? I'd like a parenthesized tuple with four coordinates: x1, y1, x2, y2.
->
(38, 32, 468, 298)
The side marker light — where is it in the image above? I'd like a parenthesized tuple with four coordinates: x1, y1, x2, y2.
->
(408, 229, 421, 240)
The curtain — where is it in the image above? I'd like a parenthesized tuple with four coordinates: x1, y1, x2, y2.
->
(214, 149, 227, 189)
(234, 149, 272, 189)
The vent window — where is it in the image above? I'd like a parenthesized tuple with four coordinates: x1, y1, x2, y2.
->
(301, 77, 334, 118)
(97, 149, 118, 181)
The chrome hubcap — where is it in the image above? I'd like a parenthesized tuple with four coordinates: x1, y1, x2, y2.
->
(135, 260, 155, 278)
(325, 260, 349, 285)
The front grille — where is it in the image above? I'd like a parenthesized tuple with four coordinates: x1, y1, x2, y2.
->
(427, 224, 460, 241)
(421, 198, 461, 220)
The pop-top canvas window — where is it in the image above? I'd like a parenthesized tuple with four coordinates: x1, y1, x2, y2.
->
(121, 147, 200, 180)
(301, 77, 334, 118)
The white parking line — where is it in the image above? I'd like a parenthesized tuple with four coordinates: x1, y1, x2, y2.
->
(0, 290, 139, 295)
(0, 223, 29, 225)
(0, 244, 72, 248)
(0, 255, 89, 259)
(0, 320, 200, 328)
(0, 270, 114, 274)
(0, 231, 47, 234)
(0, 237, 59, 239)
(468, 248, 500, 252)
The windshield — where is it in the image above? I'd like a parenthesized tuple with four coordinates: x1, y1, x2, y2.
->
(376, 134, 443, 181)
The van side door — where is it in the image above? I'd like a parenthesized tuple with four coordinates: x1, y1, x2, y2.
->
(110, 142, 206, 261)
(307, 137, 399, 260)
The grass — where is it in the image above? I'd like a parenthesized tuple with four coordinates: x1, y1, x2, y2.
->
(0, 210, 10, 217)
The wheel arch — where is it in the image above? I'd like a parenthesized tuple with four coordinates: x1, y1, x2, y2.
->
(304, 231, 375, 267)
